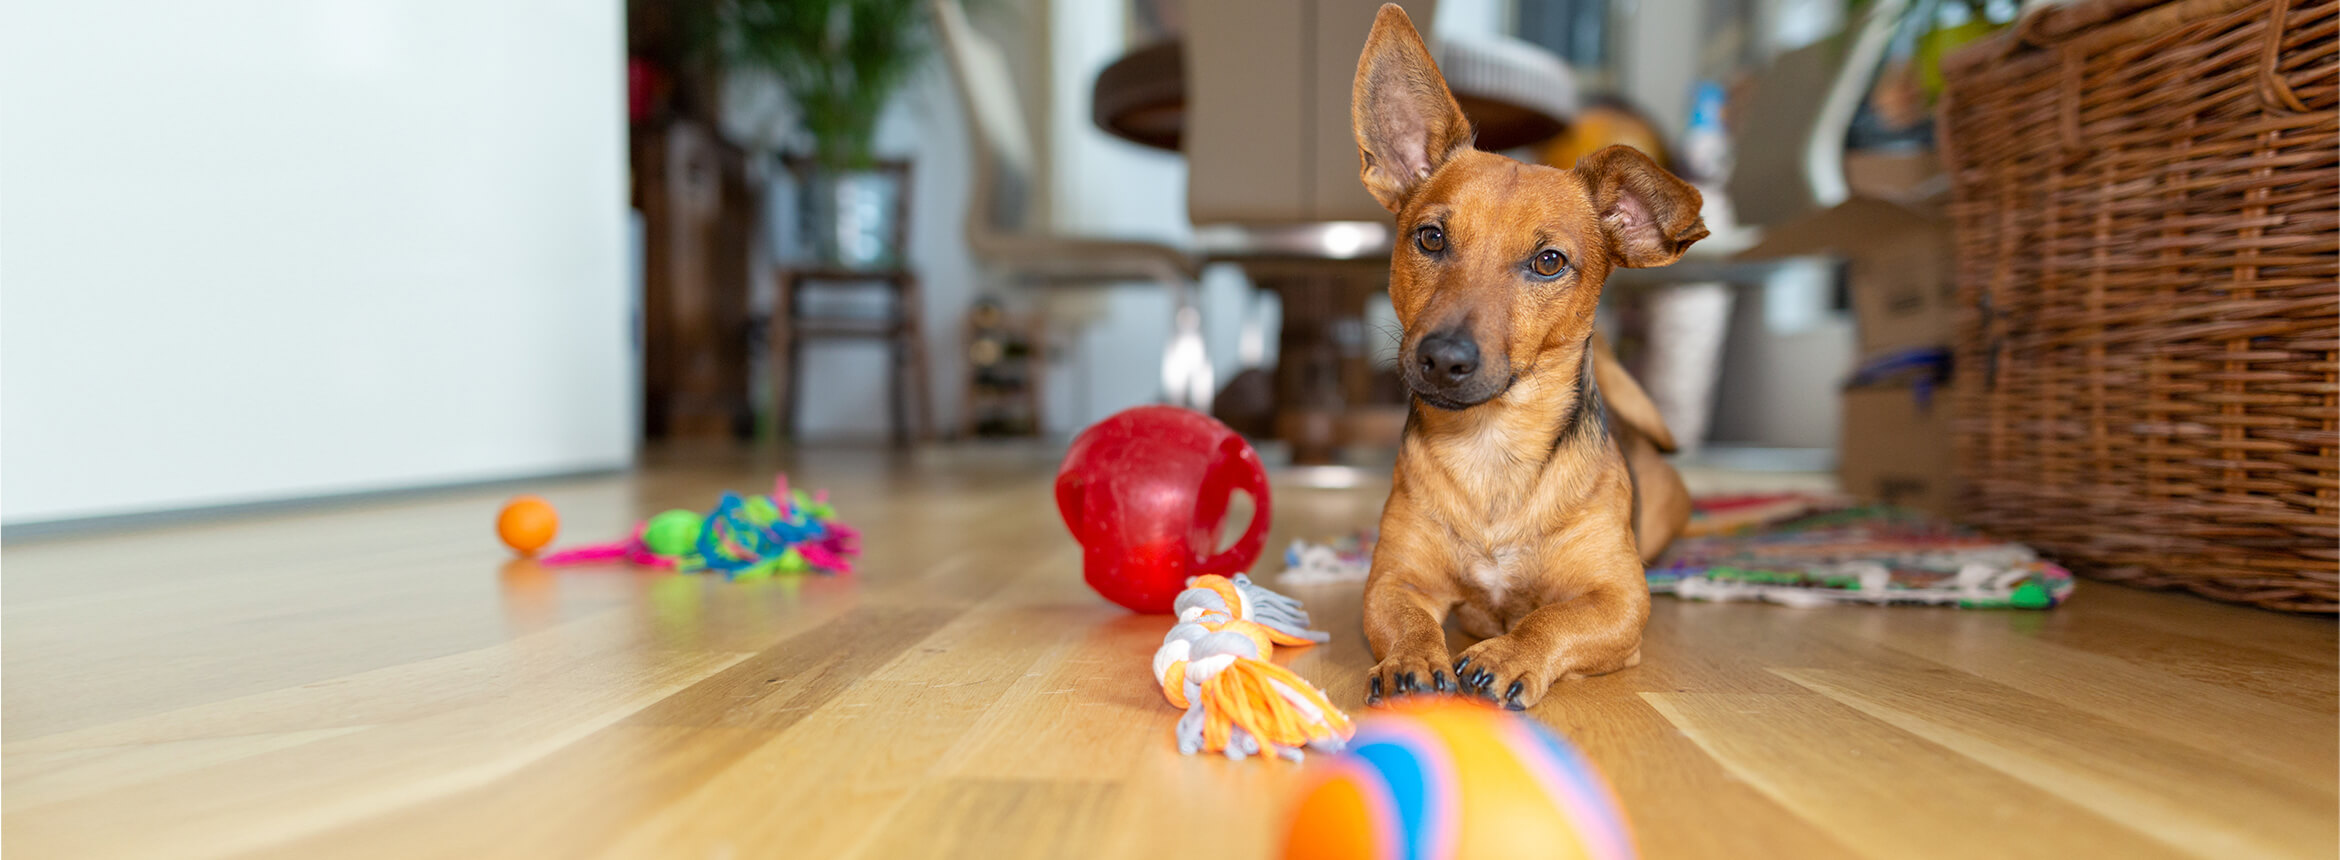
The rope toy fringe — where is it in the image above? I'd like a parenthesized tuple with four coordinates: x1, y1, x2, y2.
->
(1151, 574, 1352, 761)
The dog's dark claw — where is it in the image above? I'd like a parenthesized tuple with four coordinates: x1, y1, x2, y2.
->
(1504, 681, 1526, 710)
(1433, 670, 1452, 693)
(1369, 676, 1384, 704)
(1454, 657, 1473, 676)
(1473, 669, 1494, 690)
(1398, 672, 1419, 694)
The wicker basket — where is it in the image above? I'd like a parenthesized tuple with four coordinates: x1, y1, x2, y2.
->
(1938, 0, 2338, 612)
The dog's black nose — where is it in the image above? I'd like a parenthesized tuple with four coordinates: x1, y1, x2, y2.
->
(1416, 333, 1480, 384)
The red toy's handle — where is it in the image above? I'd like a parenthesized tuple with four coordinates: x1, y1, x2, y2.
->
(1055, 474, 1088, 542)
(1195, 436, 1272, 576)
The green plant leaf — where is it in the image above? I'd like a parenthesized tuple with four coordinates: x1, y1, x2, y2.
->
(685, 0, 933, 168)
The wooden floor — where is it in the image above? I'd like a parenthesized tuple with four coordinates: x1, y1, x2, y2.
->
(4, 446, 2334, 859)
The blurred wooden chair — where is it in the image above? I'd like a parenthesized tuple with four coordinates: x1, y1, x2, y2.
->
(772, 157, 934, 448)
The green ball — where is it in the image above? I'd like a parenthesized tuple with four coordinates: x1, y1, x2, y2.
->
(643, 509, 703, 555)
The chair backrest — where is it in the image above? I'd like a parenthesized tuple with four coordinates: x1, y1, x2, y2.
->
(1184, 0, 1439, 226)
(932, 0, 1038, 240)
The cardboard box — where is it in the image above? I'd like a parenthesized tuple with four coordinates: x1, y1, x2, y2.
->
(1838, 383, 1955, 518)
(1737, 196, 1955, 359)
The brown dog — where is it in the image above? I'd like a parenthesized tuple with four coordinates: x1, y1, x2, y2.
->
(1352, 5, 1705, 711)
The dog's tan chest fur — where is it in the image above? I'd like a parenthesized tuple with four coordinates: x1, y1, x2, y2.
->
(1432, 397, 1541, 477)
(1393, 404, 1616, 626)
(1465, 545, 1526, 611)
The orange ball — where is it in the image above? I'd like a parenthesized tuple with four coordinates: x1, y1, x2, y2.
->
(496, 495, 560, 556)
(1283, 700, 1635, 860)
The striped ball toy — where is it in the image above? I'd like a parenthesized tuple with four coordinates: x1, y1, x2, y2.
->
(1282, 699, 1635, 860)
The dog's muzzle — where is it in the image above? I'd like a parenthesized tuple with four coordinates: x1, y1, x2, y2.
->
(1405, 330, 1508, 410)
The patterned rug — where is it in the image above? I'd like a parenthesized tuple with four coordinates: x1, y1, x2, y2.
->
(1274, 493, 2074, 610)
(1650, 494, 2073, 609)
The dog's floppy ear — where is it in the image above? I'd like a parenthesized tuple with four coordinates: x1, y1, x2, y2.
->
(1351, 4, 1471, 213)
(1576, 145, 1709, 268)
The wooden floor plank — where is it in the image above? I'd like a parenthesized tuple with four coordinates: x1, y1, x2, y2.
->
(623, 605, 966, 731)
(4, 645, 744, 859)
(251, 590, 1104, 860)
(849, 779, 1124, 860)
(1533, 691, 1865, 860)
(2076, 584, 2338, 660)
(2, 447, 2329, 860)
(1994, 609, 2338, 713)
(1821, 608, 2338, 792)
(935, 613, 1183, 781)
(1644, 691, 2192, 860)
(6, 608, 741, 756)
(592, 572, 1105, 858)
(1778, 664, 2336, 858)
(2, 727, 370, 813)
(246, 725, 775, 860)
(593, 678, 1040, 860)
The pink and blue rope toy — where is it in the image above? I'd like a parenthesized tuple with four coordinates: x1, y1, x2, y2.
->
(539, 474, 861, 580)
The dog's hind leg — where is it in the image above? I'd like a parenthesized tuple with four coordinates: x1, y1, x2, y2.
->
(1619, 428, 1691, 561)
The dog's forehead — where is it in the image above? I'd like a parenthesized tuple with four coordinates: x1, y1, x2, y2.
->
(1412, 154, 1597, 242)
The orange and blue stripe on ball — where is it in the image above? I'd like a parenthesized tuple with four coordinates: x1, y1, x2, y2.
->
(1282, 700, 1636, 860)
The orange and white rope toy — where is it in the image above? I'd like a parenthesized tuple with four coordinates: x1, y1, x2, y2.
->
(1151, 574, 1353, 761)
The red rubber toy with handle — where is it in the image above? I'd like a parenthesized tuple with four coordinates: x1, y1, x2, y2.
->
(1056, 406, 1272, 613)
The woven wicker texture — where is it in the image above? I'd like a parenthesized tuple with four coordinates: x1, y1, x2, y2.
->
(1939, 0, 2338, 612)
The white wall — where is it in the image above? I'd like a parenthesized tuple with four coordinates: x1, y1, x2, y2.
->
(0, 0, 634, 525)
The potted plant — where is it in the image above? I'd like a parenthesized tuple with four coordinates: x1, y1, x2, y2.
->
(695, 0, 933, 268)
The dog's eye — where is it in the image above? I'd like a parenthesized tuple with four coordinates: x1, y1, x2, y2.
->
(1415, 225, 1445, 254)
(1531, 249, 1567, 277)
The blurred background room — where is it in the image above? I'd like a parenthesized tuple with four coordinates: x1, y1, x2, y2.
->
(609, 0, 2008, 476)
(3, 0, 2024, 529)
(0, 0, 2212, 520)
(3, 0, 2333, 855)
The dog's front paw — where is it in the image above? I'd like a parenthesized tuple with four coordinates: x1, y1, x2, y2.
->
(1453, 636, 1554, 711)
(1366, 647, 1457, 707)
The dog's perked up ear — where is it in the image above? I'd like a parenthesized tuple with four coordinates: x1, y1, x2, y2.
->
(1575, 145, 1710, 268)
(1351, 4, 1472, 213)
